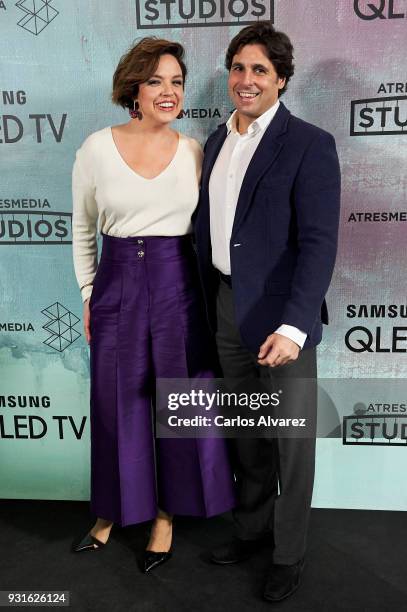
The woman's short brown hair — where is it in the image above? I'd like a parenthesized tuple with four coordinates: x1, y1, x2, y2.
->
(112, 37, 187, 109)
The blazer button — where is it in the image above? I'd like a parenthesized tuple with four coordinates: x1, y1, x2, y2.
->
(137, 251, 145, 258)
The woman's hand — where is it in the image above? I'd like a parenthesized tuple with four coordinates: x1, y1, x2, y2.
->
(83, 298, 91, 344)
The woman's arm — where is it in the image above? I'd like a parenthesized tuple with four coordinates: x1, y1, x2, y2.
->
(72, 141, 99, 344)
(72, 142, 99, 303)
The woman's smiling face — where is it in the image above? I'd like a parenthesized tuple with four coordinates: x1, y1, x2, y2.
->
(136, 53, 184, 125)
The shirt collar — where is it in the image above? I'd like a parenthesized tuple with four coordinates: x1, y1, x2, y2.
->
(226, 99, 280, 136)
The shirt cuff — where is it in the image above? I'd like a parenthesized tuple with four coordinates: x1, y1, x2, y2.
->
(80, 284, 93, 303)
(275, 324, 307, 349)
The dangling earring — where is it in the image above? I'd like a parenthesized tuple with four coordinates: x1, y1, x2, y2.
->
(176, 110, 184, 120)
(130, 100, 142, 120)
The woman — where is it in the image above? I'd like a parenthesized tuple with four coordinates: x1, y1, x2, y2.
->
(71, 38, 235, 573)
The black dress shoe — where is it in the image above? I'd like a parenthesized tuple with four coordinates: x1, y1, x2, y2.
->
(263, 558, 305, 602)
(72, 532, 106, 553)
(210, 538, 261, 565)
(142, 550, 172, 573)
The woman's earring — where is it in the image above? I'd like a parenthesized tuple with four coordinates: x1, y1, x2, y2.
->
(176, 110, 184, 119)
(130, 100, 142, 120)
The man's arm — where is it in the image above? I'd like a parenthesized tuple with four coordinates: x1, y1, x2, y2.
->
(281, 130, 341, 334)
(275, 324, 307, 349)
(258, 130, 341, 367)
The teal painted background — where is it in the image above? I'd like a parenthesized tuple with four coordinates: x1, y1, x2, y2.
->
(1, 1, 406, 508)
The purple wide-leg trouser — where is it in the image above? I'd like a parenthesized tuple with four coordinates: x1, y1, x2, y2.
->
(89, 233, 235, 526)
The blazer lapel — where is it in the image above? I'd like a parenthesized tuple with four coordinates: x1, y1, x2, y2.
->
(231, 102, 291, 239)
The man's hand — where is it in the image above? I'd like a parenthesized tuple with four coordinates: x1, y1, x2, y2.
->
(83, 298, 91, 344)
(258, 333, 300, 368)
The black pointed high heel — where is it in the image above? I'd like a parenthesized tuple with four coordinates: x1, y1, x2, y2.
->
(72, 532, 106, 553)
(142, 549, 173, 573)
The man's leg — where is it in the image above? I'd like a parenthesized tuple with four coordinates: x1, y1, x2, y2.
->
(261, 347, 317, 602)
(261, 348, 317, 564)
(215, 279, 278, 541)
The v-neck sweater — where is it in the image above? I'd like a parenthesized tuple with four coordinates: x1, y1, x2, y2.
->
(72, 127, 203, 301)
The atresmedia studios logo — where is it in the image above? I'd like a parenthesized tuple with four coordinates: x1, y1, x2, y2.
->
(1, 302, 81, 352)
(354, 0, 407, 20)
(343, 415, 407, 445)
(42, 302, 80, 352)
(350, 86, 407, 136)
(0, 211, 72, 244)
(15, 0, 59, 36)
(135, 0, 274, 29)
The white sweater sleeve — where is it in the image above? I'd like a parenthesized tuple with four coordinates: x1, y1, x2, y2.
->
(72, 144, 99, 302)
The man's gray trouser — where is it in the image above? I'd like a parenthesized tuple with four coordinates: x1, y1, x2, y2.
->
(216, 278, 317, 564)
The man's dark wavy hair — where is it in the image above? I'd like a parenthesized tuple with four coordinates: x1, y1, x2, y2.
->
(225, 21, 294, 96)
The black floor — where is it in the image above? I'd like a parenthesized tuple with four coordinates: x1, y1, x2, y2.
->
(0, 501, 406, 611)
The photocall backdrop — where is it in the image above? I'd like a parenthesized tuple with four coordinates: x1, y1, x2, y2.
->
(0, 0, 406, 509)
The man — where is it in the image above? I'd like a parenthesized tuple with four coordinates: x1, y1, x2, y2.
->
(194, 22, 341, 602)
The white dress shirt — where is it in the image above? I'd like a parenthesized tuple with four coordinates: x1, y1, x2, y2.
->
(209, 100, 307, 349)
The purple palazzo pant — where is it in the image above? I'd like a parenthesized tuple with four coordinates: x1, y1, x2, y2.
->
(89, 233, 235, 526)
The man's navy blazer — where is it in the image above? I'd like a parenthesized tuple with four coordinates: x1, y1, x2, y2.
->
(193, 101, 341, 353)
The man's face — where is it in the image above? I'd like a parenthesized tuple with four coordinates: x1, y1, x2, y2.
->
(228, 43, 286, 125)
